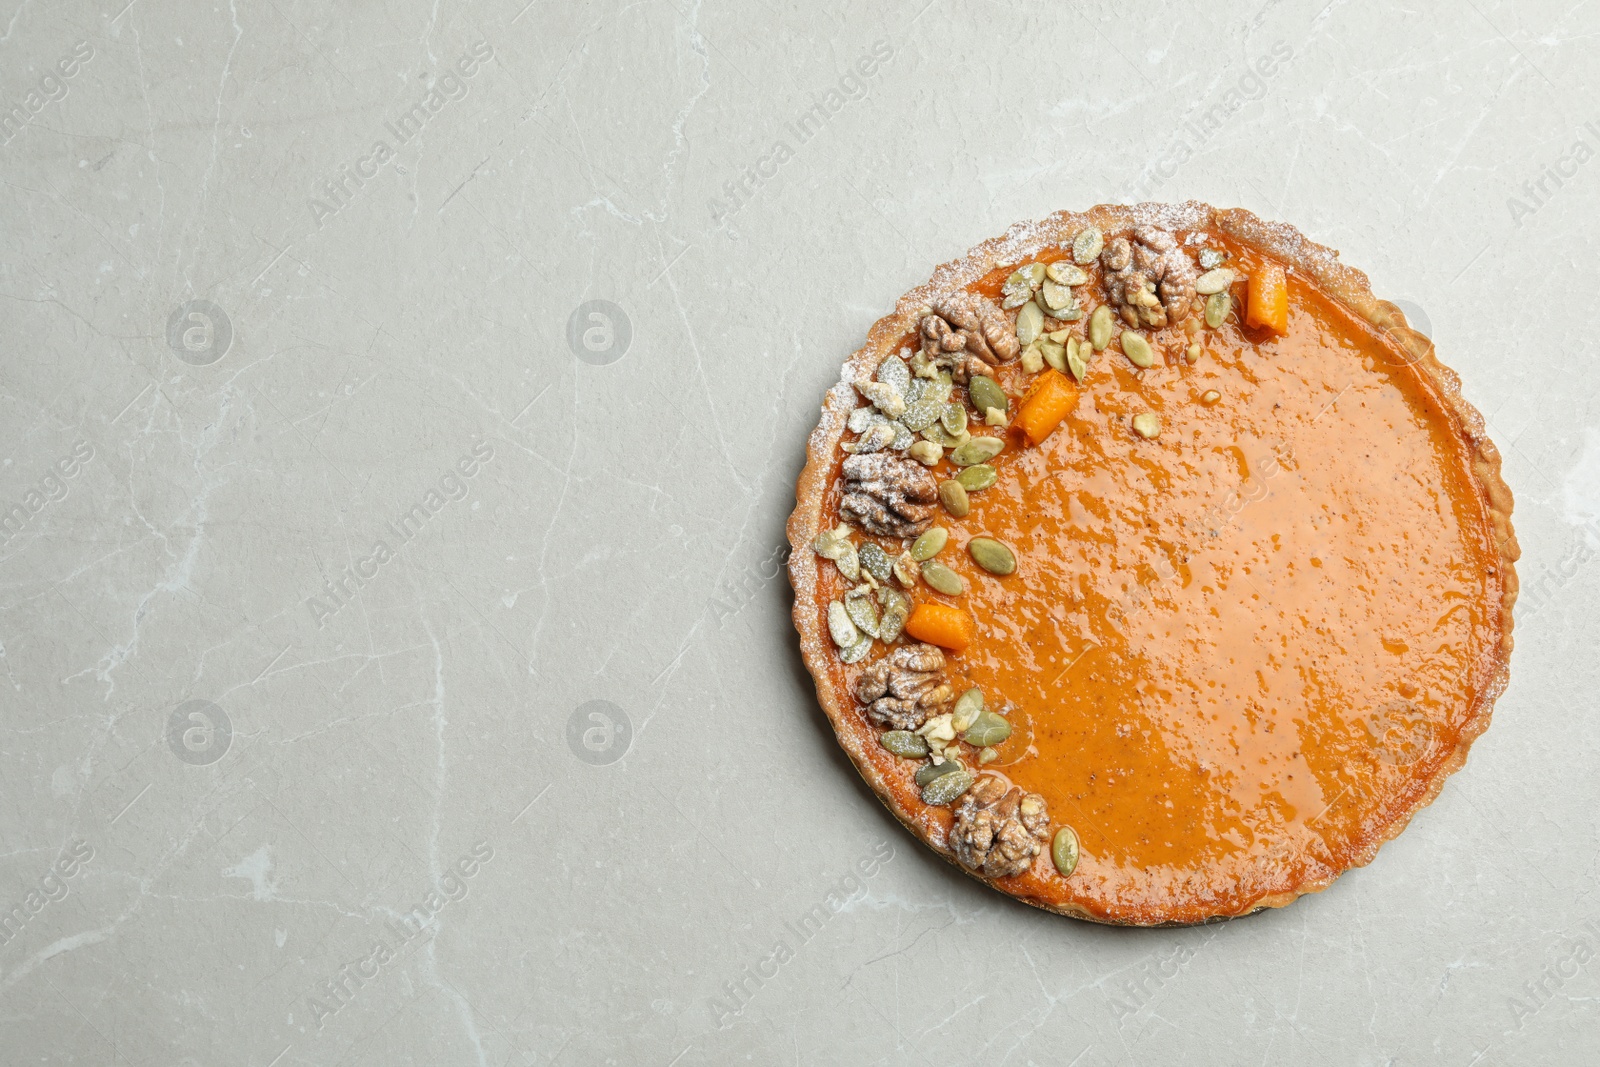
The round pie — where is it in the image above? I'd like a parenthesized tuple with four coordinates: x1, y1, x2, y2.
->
(787, 203, 1518, 926)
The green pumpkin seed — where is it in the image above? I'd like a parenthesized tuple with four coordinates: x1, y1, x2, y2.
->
(899, 397, 944, 431)
(858, 542, 893, 581)
(968, 536, 1017, 576)
(880, 730, 929, 758)
(915, 758, 964, 788)
(921, 560, 965, 596)
(845, 591, 880, 637)
(938, 479, 970, 517)
(1194, 267, 1234, 295)
(962, 709, 1012, 747)
(968, 377, 1007, 417)
(877, 587, 910, 641)
(1022, 262, 1046, 287)
(951, 687, 984, 732)
(1067, 345, 1088, 381)
(1131, 412, 1161, 439)
(827, 601, 860, 647)
(1040, 280, 1073, 312)
(910, 527, 949, 561)
(1051, 826, 1080, 876)
(1205, 291, 1231, 329)
(1016, 302, 1045, 346)
(1046, 262, 1089, 286)
(921, 769, 974, 806)
(941, 402, 968, 437)
(1121, 330, 1155, 369)
(839, 637, 872, 663)
(1072, 226, 1103, 265)
(876, 355, 911, 395)
(951, 436, 1004, 467)
(1039, 340, 1066, 373)
(957, 464, 996, 492)
(1199, 248, 1227, 270)
(1088, 305, 1114, 351)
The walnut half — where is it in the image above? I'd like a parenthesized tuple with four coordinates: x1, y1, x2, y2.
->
(949, 775, 1051, 878)
(1101, 226, 1198, 330)
(839, 453, 939, 539)
(918, 291, 1020, 383)
(854, 642, 953, 730)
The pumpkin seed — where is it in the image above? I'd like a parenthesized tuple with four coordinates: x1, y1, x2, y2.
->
(876, 355, 911, 395)
(1000, 272, 1032, 309)
(812, 524, 851, 560)
(1067, 345, 1088, 382)
(890, 422, 913, 451)
(880, 730, 929, 758)
(911, 527, 949, 561)
(978, 747, 999, 764)
(1046, 261, 1089, 286)
(858, 542, 893, 582)
(1040, 339, 1066, 373)
(922, 378, 953, 405)
(951, 687, 984, 732)
(957, 464, 996, 492)
(902, 397, 947, 432)
(1201, 389, 1221, 406)
(827, 601, 861, 648)
(1131, 412, 1161, 439)
(1040, 280, 1073, 312)
(921, 769, 974, 806)
(904, 378, 929, 405)
(845, 590, 881, 637)
(969, 376, 1008, 417)
(1205, 291, 1231, 329)
(941, 403, 968, 437)
(1199, 248, 1227, 270)
(921, 422, 964, 448)
(839, 637, 872, 663)
(938, 479, 970, 517)
(1088, 305, 1114, 350)
(968, 536, 1017, 576)
(962, 709, 1012, 747)
(1016, 301, 1045, 346)
(877, 588, 910, 641)
(914, 758, 964, 787)
(1054, 303, 1085, 322)
(1072, 226, 1104, 264)
(1022, 262, 1046, 287)
(848, 406, 887, 434)
(834, 541, 859, 581)
(1194, 267, 1234, 295)
(1051, 826, 1080, 876)
(951, 436, 1004, 467)
(1121, 330, 1155, 369)
(921, 559, 965, 596)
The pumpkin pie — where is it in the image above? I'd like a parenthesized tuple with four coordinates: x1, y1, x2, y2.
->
(787, 203, 1518, 926)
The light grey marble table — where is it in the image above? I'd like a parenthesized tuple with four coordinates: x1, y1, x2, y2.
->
(1, 1, 1596, 1064)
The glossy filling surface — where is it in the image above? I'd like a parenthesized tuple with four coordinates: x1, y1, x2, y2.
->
(818, 238, 1506, 924)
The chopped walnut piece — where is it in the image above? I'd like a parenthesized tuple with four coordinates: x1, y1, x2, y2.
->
(854, 642, 953, 730)
(949, 775, 1052, 878)
(918, 291, 1021, 383)
(839, 453, 939, 539)
(1100, 226, 1199, 330)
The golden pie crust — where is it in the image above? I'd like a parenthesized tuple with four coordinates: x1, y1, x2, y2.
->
(787, 202, 1518, 926)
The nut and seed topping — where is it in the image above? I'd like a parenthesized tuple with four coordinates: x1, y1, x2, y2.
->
(1051, 826, 1080, 877)
(1186, 341, 1202, 363)
(840, 453, 941, 538)
(940, 403, 969, 437)
(1120, 330, 1155, 369)
(951, 436, 1005, 467)
(956, 464, 996, 492)
(855, 642, 953, 730)
(968, 537, 1017, 576)
(1101, 226, 1198, 330)
(1019, 344, 1045, 374)
(1015, 301, 1045, 347)
(880, 730, 929, 758)
(812, 525, 860, 581)
(951, 687, 984, 732)
(858, 542, 893, 582)
(1088, 304, 1115, 351)
(1066, 340, 1089, 381)
(962, 708, 1012, 747)
(1131, 412, 1162, 439)
(915, 756, 965, 787)
(910, 527, 949, 561)
(828, 601, 862, 648)
(949, 775, 1051, 877)
(1198, 247, 1227, 270)
(907, 440, 943, 466)
(920, 291, 1021, 381)
(1039, 280, 1075, 314)
(1201, 389, 1221, 405)
(1194, 267, 1235, 295)
(1039, 339, 1066, 374)
(844, 588, 881, 638)
(938, 478, 970, 517)
(968, 376, 1008, 418)
(878, 586, 910, 642)
(1046, 261, 1089, 286)
(1072, 226, 1104, 265)
(1205, 291, 1231, 329)
(920, 768, 974, 806)
(921, 559, 965, 596)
